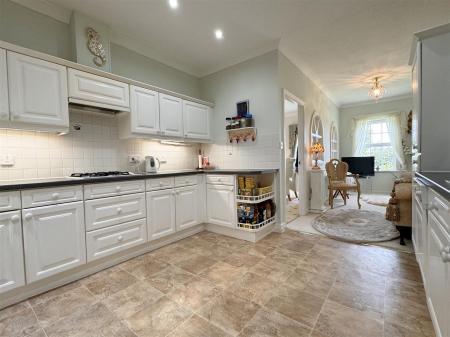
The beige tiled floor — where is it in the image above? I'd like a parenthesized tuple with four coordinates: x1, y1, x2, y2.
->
(0, 230, 434, 337)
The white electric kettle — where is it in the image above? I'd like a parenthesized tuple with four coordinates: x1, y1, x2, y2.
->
(145, 156, 160, 173)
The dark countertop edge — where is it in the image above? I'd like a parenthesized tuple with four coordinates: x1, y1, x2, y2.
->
(0, 169, 278, 191)
(415, 172, 450, 200)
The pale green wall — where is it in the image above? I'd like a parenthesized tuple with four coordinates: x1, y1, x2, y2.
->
(110, 43, 200, 98)
(0, 0, 72, 60)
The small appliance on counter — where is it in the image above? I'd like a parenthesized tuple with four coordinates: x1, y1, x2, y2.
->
(145, 156, 160, 173)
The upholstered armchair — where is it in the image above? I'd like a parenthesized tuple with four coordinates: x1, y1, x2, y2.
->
(386, 174, 412, 245)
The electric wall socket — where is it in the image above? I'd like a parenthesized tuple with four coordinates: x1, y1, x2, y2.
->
(0, 154, 15, 167)
(128, 155, 141, 164)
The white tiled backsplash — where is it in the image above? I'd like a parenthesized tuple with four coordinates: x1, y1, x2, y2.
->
(0, 112, 198, 180)
(202, 132, 280, 170)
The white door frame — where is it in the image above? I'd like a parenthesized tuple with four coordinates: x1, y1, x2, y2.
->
(280, 89, 307, 229)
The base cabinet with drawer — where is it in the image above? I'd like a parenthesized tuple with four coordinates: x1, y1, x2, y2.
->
(147, 189, 176, 240)
(22, 201, 86, 283)
(0, 210, 25, 293)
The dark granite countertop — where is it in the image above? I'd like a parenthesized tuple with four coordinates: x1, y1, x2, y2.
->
(415, 172, 450, 199)
(0, 168, 278, 191)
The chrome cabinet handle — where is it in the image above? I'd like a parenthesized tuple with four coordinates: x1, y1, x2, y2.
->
(24, 213, 33, 221)
(10, 215, 20, 223)
(441, 246, 450, 262)
(52, 192, 59, 199)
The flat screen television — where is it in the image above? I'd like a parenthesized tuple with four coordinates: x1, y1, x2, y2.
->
(341, 156, 375, 177)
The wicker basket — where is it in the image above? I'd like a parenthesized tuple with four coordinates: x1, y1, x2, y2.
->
(255, 185, 272, 195)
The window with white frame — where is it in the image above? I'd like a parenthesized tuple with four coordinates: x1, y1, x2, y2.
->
(353, 114, 405, 172)
(330, 124, 338, 159)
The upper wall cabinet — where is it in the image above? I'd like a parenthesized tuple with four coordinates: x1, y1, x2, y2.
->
(183, 100, 210, 140)
(68, 69, 130, 110)
(130, 85, 160, 135)
(0, 49, 8, 122)
(159, 93, 183, 138)
(6, 52, 69, 130)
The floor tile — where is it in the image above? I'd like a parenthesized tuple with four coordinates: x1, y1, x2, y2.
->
(28, 281, 83, 307)
(44, 302, 133, 337)
(283, 240, 315, 254)
(125, 296, 191, 337)
(197, 291, 260, 336)
(314, 300, 383, 337)
(167, 277, 221, 312)
(229, 272, 279, 306)
(32, 285, 96, 327)
(145, 265, 194, 293)
(0, 307, 41, 337)
(385, 279, 427, 306)
(0, 301, 31, 321)
(82, 267, 138, 300)
(199, 261, 246, 289)
(174, 254, 217, 274)
(102, 281, 164, 319)
(167, 314, 232, 337)
(119, 255, 169, 280)
(384, 321, 435, 337)
(238, 308, 311, 337)
(147, 244, 193, 264)
(267, 248, 307, 267)
(284, 268, 335, 298)
(222, 252, 263, 268)
(249, 258, 294, 283)
(264, 285, 324, 327)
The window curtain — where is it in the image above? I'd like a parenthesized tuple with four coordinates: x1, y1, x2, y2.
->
(386, 114, 405, 169)
(352, 112, 405, 169)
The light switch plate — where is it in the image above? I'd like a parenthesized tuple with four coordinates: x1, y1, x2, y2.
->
(0, 154, 15, 167)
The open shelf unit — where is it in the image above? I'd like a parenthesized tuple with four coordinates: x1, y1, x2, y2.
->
(235, 191, 274, 204)
(238, 216, 275, 231)
(227, 127, 257, 143)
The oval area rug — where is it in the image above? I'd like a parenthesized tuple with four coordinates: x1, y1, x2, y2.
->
(312, 209, 400, 243)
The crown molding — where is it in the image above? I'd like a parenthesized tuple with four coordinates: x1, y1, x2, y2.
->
(10, 0, 72, 23)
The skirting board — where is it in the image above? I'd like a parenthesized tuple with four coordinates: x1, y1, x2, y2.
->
(0, 224, 205, 310)
(205, 222, 275, 242)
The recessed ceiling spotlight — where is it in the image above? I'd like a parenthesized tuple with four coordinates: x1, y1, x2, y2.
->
(214, 29, 224, 40)
(168, 0, 179, 9)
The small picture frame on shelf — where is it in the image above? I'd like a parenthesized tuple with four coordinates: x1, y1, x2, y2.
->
(237, 100, 250, 117)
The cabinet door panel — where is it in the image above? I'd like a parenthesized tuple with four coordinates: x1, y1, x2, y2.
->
(0, 211, 25, 293)
(176, 185, 199, 231)
(427, 212, 449, 337)
(7, 51, 69, 127)
(23, 202, 86, 282)
(130, 85, 160, 135)
(206, 185, 235, 228)
(183, 101, 210, 140)
(147, 189, 176, 240)
(159, 93, 183, 137)
(0, 48, 8, 121)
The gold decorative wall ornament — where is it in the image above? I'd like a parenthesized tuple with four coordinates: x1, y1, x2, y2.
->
(86, 27, 107, 67)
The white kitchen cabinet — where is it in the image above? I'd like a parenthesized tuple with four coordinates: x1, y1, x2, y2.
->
(68, 68, 130, 110)
(183, 100, 210, 140)
(176, 185, 199, 231)
(427, 210, 449, 337)
(412, 179, 427, 275)
(0, 191, 21, 212)
(0, 210, 25, 294)
(0, 48, 8, 121)
(206, 184, 236, 228)
(159, 93, 183, 138)
(7, 51, 69, 130)
(130, 85, 160, 135)
(147, 189, 176, 240)
(21, 186, 83, 208)
(86, 218, 147, 262)
(22, 201, 86, 283)
(84, 180, 145, 200)
(85, 193, 146, 231)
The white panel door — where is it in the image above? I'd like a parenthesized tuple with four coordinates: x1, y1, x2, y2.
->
(159, 93, 183, 137)
(206, 184, 235, 228)
(22, 201, 86, 282)
(183, 100, 210, 140)
(0, 48, 8, 121)
(0, 210, 25, 294)
(130, 85, 160, 135)
(68, 68, 130, 109)
(176, 185, 199, 231)
(427, 212, 449, 337)
(7, 51, 69, 127)
(146, 189, 176, 240)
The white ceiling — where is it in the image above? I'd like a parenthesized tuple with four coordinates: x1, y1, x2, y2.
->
(20, 0, 450, 106)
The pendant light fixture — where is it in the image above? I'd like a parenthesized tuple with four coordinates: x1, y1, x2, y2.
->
(368, 77, 385, 100)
